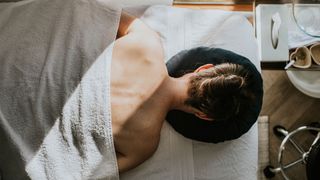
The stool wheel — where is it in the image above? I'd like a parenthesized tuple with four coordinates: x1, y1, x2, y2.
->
(264, 165, 276, 178)
(306, 139, 320, 180)
(273, 125, 287, 138)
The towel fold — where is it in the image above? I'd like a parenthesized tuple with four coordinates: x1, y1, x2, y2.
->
(0, 0, 121, 179)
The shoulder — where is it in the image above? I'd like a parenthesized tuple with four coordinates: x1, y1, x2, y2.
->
(113, 30, 164, 63)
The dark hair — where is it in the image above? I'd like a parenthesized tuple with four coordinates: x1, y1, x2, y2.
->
(185, 63, 255, 121)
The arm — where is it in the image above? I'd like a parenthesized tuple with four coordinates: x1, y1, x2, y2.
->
(116, 152, 142, 173)
(117, 12, 135, 38)
(117, 12, 155, 39)
(116, 143, 158, 173)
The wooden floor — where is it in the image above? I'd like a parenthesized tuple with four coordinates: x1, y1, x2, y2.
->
(261, 70, 320, 180)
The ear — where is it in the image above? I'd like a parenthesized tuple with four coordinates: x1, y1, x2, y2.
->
(194, 64, 214, 73)
(194, 111, 213, 121)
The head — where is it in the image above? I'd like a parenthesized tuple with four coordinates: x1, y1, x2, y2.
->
(184, 63, 255, 121)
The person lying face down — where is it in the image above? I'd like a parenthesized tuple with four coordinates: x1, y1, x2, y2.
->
(111, 12, 255, 173)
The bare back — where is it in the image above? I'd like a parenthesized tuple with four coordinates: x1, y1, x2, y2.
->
(110, 14, 169, 172)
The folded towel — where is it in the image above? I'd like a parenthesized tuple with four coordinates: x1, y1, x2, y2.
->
(0, 0, 121, 179)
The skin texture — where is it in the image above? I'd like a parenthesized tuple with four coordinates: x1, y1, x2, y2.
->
(111, 12, 212, 173)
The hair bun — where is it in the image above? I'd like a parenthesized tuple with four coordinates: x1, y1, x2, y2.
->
(210, 74, 245, 95)
(224, 75, 245, 89)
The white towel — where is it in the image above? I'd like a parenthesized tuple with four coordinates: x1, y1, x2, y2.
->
(0, 0, 121, 179)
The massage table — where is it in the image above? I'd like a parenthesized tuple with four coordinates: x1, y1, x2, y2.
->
(0, 1, 259, 179)
(120, 5, 260, 180)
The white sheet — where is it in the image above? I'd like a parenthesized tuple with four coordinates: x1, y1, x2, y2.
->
(121, 6, 259, 180)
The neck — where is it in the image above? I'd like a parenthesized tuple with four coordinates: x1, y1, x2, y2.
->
(160, 74, 192, 112)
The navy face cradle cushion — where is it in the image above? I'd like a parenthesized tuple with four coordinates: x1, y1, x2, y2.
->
(165, 47, 263, 143)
